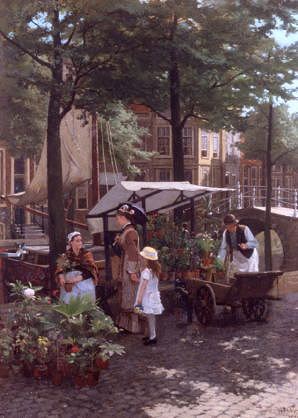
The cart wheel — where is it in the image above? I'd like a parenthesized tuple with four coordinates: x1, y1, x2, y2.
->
(242, 298, 268, 321)
(194, 285, 216, 326)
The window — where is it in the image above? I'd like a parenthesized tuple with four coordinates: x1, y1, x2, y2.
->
(200, 167, 210, 186)
(76, 182, 88, 209)
(14, 178, 24, 193)
(212, 133, 220, 158)
(183, 127, 193, 156)
(136, 113, 149, 119)
(157, 127, 170, 155)
(157, 168, 171, 181)
(0, 150, 5, 195)
(225, 173, 230, 185)
(139, 135, 150, 152)
(251, 166, 258, 186)
(184, 169, 193, 183)
(201, 130, 209, 157)
(14, 158, 25, 175)
(0, 223, 5, 240)
(212, 166, 221, 187)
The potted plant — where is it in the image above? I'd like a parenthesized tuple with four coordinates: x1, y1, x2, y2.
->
(0, 329, 14, 377)
(1, 282, 125, 387)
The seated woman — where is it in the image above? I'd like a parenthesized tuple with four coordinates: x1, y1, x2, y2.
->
(56, 231, 99, 304)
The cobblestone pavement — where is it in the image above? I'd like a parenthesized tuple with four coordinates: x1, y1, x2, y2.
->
(0, 293, 297, 418)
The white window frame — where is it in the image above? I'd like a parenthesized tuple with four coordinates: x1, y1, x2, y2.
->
(212, 133, 220, 158)
(184, 169, 193, 183)
(201, 130, 209, 158)
(157, 126, 171, 156)
(76, 182, 89, 210)
(182, 127, 193, 156)
(156, 168, 172, 181)
(200, 166, 210, 186)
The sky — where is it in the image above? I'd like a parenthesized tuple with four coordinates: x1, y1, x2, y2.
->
(273, 29, 298, 114)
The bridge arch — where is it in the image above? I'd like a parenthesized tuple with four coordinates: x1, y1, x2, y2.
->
(227, 208, 298, 271)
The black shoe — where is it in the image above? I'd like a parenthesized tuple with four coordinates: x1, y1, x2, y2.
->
(144, 337, 157, 346)
(142, 336, 149, 342)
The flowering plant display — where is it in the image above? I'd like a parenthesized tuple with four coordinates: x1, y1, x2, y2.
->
(0, 282, 124, 386)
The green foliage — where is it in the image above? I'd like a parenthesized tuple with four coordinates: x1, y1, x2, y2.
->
(0, 289, 124, 376)
(99, 102, 154, 176)
(0, 41, 47, 158)
(239, 104, 298, 166)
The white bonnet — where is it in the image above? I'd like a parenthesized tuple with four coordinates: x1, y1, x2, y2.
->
(67, 231, 81, 243)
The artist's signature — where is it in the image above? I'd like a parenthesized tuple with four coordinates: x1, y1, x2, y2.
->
(277, 407, 298, 417)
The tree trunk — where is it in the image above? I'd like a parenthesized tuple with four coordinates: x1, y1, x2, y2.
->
(169, 58, 184, 181)
(47, 8, 66, 289)
(264, 103, 273, 271)
(169, 14, 184, 181)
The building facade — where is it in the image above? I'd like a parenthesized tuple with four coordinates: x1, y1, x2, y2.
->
(131, 104, 232, 188)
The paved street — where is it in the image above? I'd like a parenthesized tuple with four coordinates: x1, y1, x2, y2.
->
(0, 292, 297, 418)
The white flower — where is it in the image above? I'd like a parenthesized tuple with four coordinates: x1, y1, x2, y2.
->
(23, 288, 35, 299)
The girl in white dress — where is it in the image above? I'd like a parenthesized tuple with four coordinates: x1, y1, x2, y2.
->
(135, 247, 164, 345)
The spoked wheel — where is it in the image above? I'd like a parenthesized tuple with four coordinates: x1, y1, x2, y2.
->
(242, 298, 268, 321)
(194, 285, 216, 326)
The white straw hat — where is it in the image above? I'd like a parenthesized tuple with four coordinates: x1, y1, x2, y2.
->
(140, 246, 158, 261)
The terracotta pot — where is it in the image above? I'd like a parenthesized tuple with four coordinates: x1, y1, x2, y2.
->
(33, 364, 48, 380)
(95, 357, 109, 370)
(194, 270, 200, 279)
(22, 362, 34, 378)
(146, 231, 154, 241)
(86, 370, 99, 387)
(0, 364, 10, 378)
(74, 374, 87, 388)
(51, 370, 63, 386)
(184, 271, 194, 279)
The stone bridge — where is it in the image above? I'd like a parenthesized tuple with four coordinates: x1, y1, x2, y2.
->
(231, 207, 298, 271)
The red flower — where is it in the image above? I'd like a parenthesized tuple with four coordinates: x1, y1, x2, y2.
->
(70, 345, 80, 353)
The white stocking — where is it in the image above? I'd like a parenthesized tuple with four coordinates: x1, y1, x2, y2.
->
(147, 314, 156, 340)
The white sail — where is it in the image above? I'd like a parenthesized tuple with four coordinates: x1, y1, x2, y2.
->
(6, 108, 92, 206)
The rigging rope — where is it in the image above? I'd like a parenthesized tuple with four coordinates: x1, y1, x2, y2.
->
(100, 118, 109, 192)
(107, 121, 120, 183)
(106, 121, 118, 185)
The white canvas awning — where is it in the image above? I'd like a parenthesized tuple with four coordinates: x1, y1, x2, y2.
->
(87, 181, 233, 233)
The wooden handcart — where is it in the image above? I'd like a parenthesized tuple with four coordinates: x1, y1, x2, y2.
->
(175, 270, 283, 325)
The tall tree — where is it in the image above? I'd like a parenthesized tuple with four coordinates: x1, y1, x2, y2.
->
(109, 0, 298, 180)
(239, 103, 298, 269)
(239, 36, 297, 269)
(0, 40, 47, 158)
(0, 0, 142, 284)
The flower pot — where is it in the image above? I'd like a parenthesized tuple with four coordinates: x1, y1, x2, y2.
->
(33, 364, 48, 380)
(184, 271, 194, 279)
(51, 370, 64, 386)
(0, 364, 10, 378)
(74, 374, 87, 388)
(95, 357, 109, 370)
(22, 362, 34, 378)
(146, 231, 154, 241)
(86, 370, 99, 387)
(160, 272, 168, 281)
